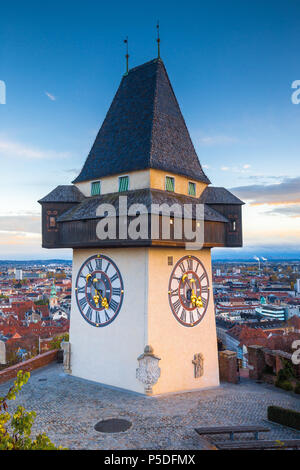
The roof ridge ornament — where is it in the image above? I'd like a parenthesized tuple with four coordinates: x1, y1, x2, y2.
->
(123, 37, 129, 76)
(156, 21, 161, 59)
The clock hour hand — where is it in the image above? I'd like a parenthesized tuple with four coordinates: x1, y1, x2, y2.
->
(92, 277, 109, 309)
(182, 275, 197, 306)
(182, 274, 203, 308)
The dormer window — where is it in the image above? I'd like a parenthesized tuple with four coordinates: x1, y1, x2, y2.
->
(119, 175, 129, 192)
(91, 181, 101, 196)
(165, 176, 175, 192)
(188, 182, 196, 196)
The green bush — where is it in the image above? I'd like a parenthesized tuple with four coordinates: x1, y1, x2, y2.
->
(49, 333, 69, 350)
(294, 383, 300, 395)
(268, 405, 300, 431)
(275, 379, 293, 391)
(0, 371, 66, 449)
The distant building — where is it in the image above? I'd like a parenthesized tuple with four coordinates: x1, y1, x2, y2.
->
(255, 304, 286, 321)
(49, 282, 58, 310)
(15, 269, 23, 281)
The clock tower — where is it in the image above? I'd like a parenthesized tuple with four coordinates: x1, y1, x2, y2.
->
(39, 58, 243, 395)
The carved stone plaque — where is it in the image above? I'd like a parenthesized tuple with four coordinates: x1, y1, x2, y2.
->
(192, 353, 204, 378)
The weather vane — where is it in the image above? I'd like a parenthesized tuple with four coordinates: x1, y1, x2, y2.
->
(124, 37, 129, 74)
(156, 21, 161, 59)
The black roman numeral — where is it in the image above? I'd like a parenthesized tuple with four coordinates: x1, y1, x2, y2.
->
(95, 311, 101, 324)
(104, 262, 110, 273)
(77, 285, 85, 294)
(170, 288, 178, 297)
(180, 309, 186, 323)
(187, 258, 193, 271)
(104, 310, 110, 321)
(110, 273, 118, 283)
(112, 287, 121, 296)
(178, 262, 186, 274)
(79, 297, 87, 311)
(85, 307, 93, 321)
(110, 299, 119, 312)
(173, 298, 181, 314)
(86, 261, 93, 273)
(200, 273, 207, 283)
(201, 285, 209, 294)
(95, 258, 102, 270)
(189, 311, 194, 324)
(202, 297, 208, 309)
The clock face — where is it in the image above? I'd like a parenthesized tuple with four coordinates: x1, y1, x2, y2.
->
(75, 254, 124, 327)
(168, 255, 210, 327)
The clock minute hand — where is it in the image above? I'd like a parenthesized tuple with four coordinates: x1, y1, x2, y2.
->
(92, 278, 109, 309)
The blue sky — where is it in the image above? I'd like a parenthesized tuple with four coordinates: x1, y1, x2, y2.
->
(0, 0, 300, 259)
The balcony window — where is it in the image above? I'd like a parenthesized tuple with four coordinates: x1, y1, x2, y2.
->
(119, 175, 129, 192)
(188, 182, 196, 196)
(91, 181, 101, 196)
(165, 176, 175, 192)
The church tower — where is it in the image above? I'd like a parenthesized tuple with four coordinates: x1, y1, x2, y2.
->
(39, 58, 243, 395)
(49, 281, 58, 310)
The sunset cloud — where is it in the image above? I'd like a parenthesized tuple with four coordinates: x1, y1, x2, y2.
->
(0, 215, 41, 234)
(231, 176, 300, 205)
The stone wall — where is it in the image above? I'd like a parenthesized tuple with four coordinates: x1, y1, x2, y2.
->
(248, 345, 300, 381)
(247, 345, 265, 380)
(0, 350, 58, 385)
(218, 350, 238, 384)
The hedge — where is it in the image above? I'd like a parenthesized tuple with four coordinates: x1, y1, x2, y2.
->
(268, 406, 300, 431)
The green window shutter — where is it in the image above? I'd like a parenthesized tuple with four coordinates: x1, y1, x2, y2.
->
(188, 182, 196, 196)
(91, 181, 101, 196)
(119, 176, 129, 192)
(166, 177, 175, 192)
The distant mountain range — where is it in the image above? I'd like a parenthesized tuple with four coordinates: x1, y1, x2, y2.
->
(212, 246, 300, 261)
(0, 259, 72, 266)
(0, 250, 299, 266)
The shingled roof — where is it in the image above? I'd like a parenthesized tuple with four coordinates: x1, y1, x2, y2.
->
(73, 59, 210, 185)
(57, 188, 228, 223)
(38, 185, 86, 203)
(199, 187, 244, 205)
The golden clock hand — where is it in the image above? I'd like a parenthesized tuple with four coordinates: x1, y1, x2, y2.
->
(93, 279, 109, 308)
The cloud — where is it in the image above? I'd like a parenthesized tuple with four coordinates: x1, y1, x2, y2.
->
(0, 215, 41, 234)
(265, 205, 300, 218)
(230, 176, 300, 205)
(45, 91, 56, 101)
(221, 166, 229, 171)
(197, 135, 238, 146)
(0, 138, 70, 159)
(64, 168, 81, 174)
(243, 164, 251, 169)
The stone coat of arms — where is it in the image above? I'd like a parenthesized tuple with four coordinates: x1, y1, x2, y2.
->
(136, 345, 161, 395)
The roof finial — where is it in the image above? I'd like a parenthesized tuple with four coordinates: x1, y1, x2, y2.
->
(156, 21, 161, 59)
(124, 37, 129, 75)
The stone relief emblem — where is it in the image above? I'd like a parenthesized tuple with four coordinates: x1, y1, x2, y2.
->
(136, 345, 161, 395)
(192, 353, 204, 378)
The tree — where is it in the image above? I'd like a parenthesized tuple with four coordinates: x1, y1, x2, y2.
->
(0, 371, 66, 450)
